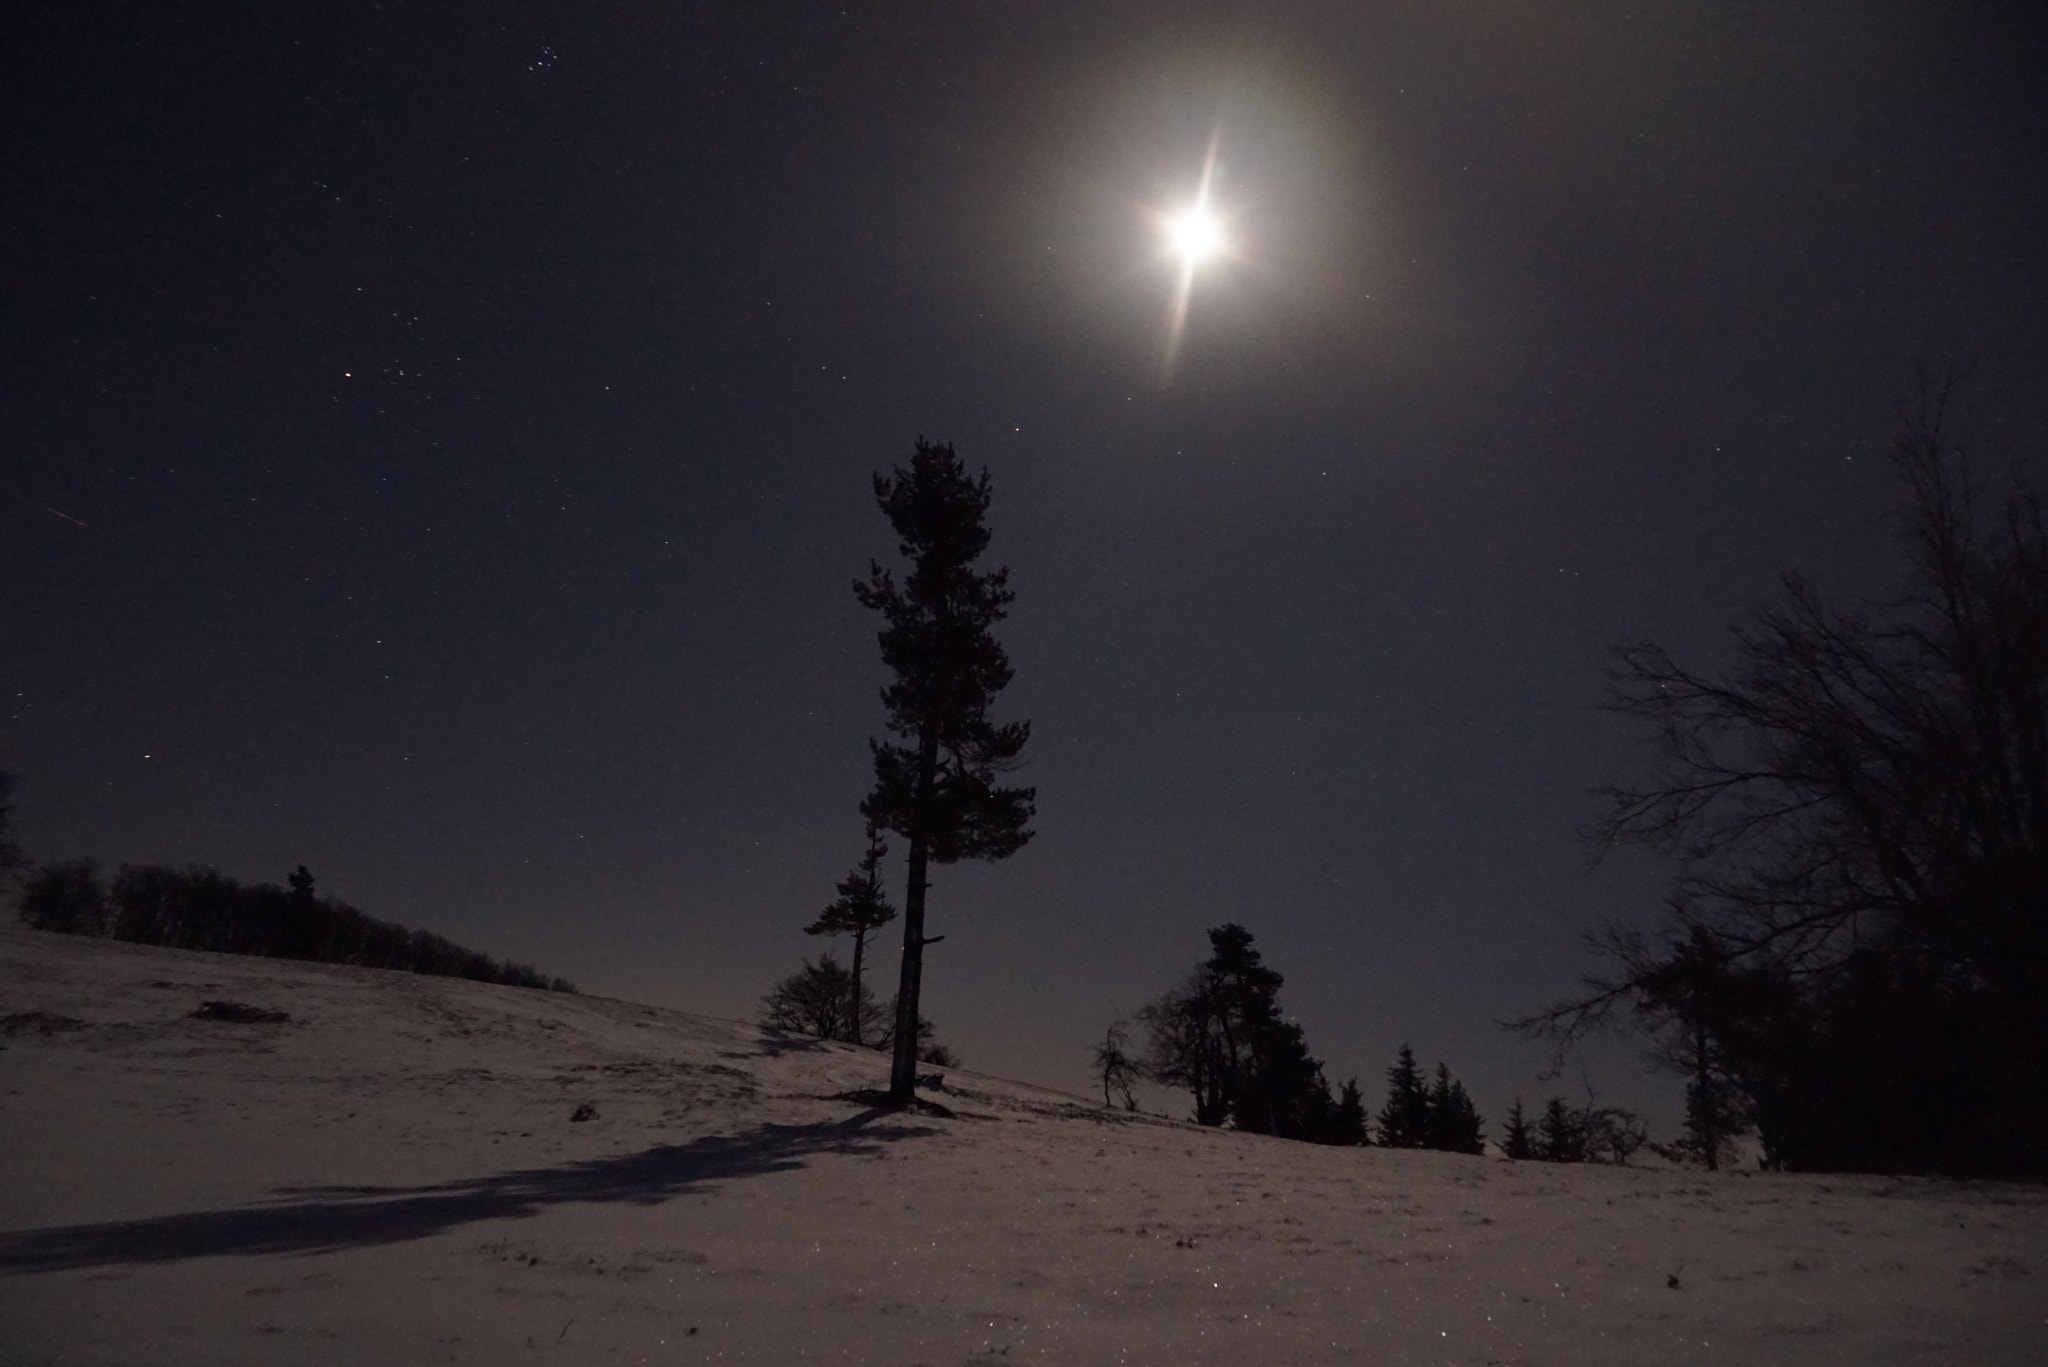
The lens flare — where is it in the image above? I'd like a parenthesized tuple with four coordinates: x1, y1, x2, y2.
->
(1158, 136, 1230, 380)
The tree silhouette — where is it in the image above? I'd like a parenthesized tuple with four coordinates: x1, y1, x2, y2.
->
(1516, 374, 2048, 1177)
(1138, 924, 1342, 1141)
(1377, 1050, 1483, 1153)
(856, 439, 1034, 1105)
(1424, 1061, 1486, 1155)
(804, 820, 898, 1046)
(1090, 1019, 1141, 1110)
(1201, 924, 1319, 1138)
(1501, 1098, 1538, 1160)
(1532, 1094, 1648, 1165)
(1137, 970, 1230, 1126)
(1333, 1078, 1370, 1146)
(1376, 1045, 1430, 1148)
(1636, 926, 1750, 1170)
(17, 858, 570, 990)
(760, 954, 884, 1043)
(0, 771, 27, 893)
(18, 860, 107, 935)
(1583, 1105, 1649, 1164)
(1538, 1096, 1583, 1163)
(282, 865, 319, 958)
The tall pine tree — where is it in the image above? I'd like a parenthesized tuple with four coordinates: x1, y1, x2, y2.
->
(857, 440, 1035, 1105)
(805, 820, 898, 1046)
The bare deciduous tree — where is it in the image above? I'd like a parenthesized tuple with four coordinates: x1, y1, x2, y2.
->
(1090, 1018, 1142, 1111)
(1516, 372, 2048, 1176)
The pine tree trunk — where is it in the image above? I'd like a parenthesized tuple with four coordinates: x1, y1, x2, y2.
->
(887, 836, 928, 1102)
(887, 732, 939, 1105)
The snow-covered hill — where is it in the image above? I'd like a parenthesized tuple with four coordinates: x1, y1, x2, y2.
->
(2, 924, 2042, 1365)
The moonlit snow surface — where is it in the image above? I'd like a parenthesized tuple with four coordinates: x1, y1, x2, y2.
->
(3, 924, 2043, 1365)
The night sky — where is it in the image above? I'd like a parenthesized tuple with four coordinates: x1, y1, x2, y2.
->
(7, 3, 2047, 1124)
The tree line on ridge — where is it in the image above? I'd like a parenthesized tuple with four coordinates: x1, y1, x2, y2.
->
(8, 843, 573, 994)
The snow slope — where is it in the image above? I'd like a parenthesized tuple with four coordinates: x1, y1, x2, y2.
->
(2, 924, 2042, 1365)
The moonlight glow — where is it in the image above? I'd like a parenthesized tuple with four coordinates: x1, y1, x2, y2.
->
(1167, 205, 1225, 266)
(1157, 142, 1231, 380)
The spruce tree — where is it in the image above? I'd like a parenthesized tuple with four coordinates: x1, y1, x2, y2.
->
(856, 440, 1035, 1105)
(1424, 1061, 1486, 1154)
(1501, 1098, 1538, 1160)
(804, 820, 898, 1046)
(1539, 1095, 1584, 1163)
(1377, 1045, 1430, 1147)
(1333, 1077, 1370, 1146)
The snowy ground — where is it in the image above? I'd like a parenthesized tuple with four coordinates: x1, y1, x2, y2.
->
(1, 924, 2043, 1366)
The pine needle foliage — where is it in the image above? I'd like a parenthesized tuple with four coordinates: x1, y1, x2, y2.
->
(855, 439, 1034, 1104)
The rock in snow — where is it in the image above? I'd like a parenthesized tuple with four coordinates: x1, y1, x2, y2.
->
(2, 923, 2043, 1364)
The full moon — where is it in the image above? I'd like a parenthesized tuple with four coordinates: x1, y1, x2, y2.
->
(1153, 140, 1231, 379)
(1166, 206, 1225, 266)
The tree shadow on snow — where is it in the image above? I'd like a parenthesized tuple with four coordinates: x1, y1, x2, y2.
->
(742, 1027, 849, 1059)
(0, 1107, 928, 1273)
